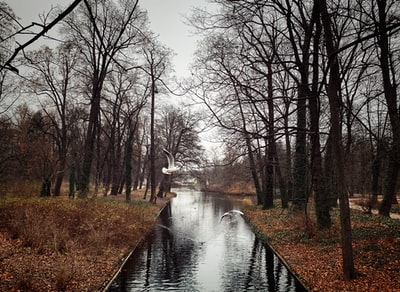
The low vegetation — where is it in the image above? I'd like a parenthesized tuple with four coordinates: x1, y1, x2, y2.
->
(245, 201, 400, 291)
(0, 192, 162, 291)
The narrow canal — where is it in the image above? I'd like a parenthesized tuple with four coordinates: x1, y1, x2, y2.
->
(108, 189, 307, 291)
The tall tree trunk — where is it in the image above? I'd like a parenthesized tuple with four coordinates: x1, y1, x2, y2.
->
(53, 124, 68, 196)
(79, 82, 102, 198)
(133, 138, 143, 191)
(111, 144, 122, 196)
(292, 83, 308, 208)
(272, 144, 288, 209)
(284, 102, 292, 208)
(264, 62, 275, 209)
(376, 0, 400, 217)
(69, 163, 75, 198)
(310, 5, 330, 228)
(246, 135, 263, 205)
(149, 75, 157, 203)
(235, 81, 263, 206)
(323, 133, 338, 208)
(53, 153, 66, 196)
(125, 132, 133, 202)
(370, 142, 382, 212)
(320, 0, 355, 280)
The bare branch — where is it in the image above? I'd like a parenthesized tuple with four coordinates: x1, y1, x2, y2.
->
(0, 0, 83, 73)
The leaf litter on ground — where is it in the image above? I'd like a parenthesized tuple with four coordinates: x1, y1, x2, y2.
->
(244, 202, 400, 291)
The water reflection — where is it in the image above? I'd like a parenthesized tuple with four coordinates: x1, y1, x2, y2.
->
(109, 189, 306, 291)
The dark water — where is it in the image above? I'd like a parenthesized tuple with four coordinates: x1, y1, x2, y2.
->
(108, 189, 306, 291)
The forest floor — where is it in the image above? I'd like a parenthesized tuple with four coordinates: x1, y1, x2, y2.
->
(244, 198, 400, 291)
(0, 190, 171, 291)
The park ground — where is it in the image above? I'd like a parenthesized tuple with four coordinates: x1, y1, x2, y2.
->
(244, 197, 400, 291)
(0, 188, 399, 291)
(0, 189, 171, 291)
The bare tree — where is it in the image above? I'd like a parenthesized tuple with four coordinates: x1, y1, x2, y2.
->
(24, 42, 80, 196)
(101, 65, 148, 199)
(61, 0, 146, 197)
(156, 106, 204, 197)
(319, 0, 356, 280)
(373, 0, 400, 216)
(140, 38, 172, 203)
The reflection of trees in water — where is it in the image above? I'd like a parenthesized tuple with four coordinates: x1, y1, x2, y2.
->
(109, 191, 305, 291)
(151, 201, 201, 288)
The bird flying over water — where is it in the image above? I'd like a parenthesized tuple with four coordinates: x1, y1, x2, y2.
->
(220, 210, 244, 221)
(162, 148, 178, 175)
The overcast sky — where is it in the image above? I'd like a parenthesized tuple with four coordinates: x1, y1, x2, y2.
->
(7, 0, 212, 78)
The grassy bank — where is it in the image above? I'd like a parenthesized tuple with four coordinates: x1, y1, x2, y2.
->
(244, 202, 400, 291)
(0, 192, 166, 291)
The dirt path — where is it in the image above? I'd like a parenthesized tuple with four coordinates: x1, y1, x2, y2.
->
(348, 197, 400, 219)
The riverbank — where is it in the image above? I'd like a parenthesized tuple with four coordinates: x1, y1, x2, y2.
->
(244, 201, 400, 291)
(0, 191, 171, 291)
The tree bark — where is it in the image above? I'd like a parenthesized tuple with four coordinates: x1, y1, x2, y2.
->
(292, 84, 308, 208)
(310, 4, 330, 228)
(79, 81, 102, 197)
(149, 74, 157, 203)
(125, 131, 133, 202)
(376, 0, 400, 217)
(319, 0, 355, 280)
(264, 62, 275, 209)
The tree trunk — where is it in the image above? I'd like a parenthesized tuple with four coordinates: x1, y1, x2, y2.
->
(40, 177, 51, 197)
(53, 160, 65, 197)
(320, 0, 355, 280)
(369, 143, 382, 213)
(79, 85, 101, 197)
(380, 159, 399, 216)
(376, 0, 400, 217)
(125, 131, 133, 202)
(53, 143, 67, 196)
(157, 175, 169, 198)
(235, 82, 263, 205)
(110, 152, 122, 196)
(324, 133, 338, 208)
(133, 140, 142, 191)
(69, 163, 75, 198)
(149, 75, 157, 203)
(264, 62, 275, 209)
(272, 145, 288, 209)
(310, 6, 330, 229)
(264, 142, 274, 209)
(292, 84, 308, 209)
(246, 135, 263, 205)
(284, 102, 292, 208)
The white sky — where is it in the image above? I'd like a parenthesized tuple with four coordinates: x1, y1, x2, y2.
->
(7, 0, 211, 78)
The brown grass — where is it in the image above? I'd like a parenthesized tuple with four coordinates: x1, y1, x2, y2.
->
(0, 193, 162, 291)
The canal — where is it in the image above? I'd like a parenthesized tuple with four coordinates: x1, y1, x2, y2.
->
(108, 189, 306, 291)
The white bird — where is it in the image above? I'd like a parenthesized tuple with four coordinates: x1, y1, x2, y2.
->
(162, 148, 178, 175)
(220, 209, 244, 221)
